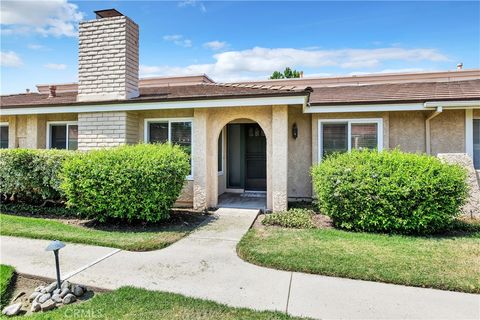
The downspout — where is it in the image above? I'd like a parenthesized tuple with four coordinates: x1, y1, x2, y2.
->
(425, 106, 442, 155)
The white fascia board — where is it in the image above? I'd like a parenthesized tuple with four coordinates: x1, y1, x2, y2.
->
(423, 100, 480, 108)
(0, 95, 306, 116)
(304, 103, 427, 114)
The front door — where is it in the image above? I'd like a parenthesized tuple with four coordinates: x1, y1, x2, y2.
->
(244, 124, 266, 191)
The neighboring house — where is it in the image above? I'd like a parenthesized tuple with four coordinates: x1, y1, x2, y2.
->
(1, 9, 479, 211)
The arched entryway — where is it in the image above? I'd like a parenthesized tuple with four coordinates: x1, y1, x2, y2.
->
(217, 119, 267, 209)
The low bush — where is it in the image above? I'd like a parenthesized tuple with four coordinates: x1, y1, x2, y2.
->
(311, 150, 468, 235)
(262, 208, 316, 229)
(60, 144, 190, 223)
(0, 149, 74, 204)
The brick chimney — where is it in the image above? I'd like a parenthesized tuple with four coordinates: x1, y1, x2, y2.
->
(77, 9, 139, 102)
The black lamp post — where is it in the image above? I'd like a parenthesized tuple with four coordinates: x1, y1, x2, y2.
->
(45, 240, 66, 290)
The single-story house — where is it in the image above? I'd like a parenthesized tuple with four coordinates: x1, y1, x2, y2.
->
(1, 9, 479, 212)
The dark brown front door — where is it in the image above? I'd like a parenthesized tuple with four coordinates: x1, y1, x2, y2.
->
(244, 124, 266, 191)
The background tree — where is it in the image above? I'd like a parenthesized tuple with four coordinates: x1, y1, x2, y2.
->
(270, 67, 302, 79)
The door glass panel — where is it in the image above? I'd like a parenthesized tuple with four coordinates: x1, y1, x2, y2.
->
(218, 131, 223, 172)
(322, 123, 347, 157)
(351, 123, 378, 150)
(474, 119, 480, 169)
(149, 122, 168, 143)
(50, 125, 67, 149)
(68, 125, 78, 150)
(0, 126, 8, 149)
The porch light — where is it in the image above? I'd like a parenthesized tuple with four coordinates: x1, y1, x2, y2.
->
(45, 240, 66, 290)
(292, 123, 298, 139)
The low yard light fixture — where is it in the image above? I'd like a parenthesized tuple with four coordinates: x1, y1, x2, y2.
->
(45, 240, 66, 290)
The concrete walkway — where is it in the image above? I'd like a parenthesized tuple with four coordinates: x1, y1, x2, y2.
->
(1, 208, 479, 319)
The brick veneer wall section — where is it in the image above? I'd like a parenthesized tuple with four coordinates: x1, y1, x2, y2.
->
(78, 112, 138, 150)
(77, 14, 139, 102)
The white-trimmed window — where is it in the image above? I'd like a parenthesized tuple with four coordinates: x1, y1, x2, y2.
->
(319, 118, 383, 160)
(0, 122, 8, 149)
(47, 121, 78, 150)
(145, 118, 193, 179)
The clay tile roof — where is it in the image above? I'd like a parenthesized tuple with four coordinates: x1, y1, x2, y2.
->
(0, 83, 308, 109)
(309, 79, 480, 105)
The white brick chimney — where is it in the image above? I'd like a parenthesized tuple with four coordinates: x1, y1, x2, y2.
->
(77, 9, 139, 102)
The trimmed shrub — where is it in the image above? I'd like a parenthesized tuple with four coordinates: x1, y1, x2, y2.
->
(311, 150, 468, 235)
(0, 149, 74, 204)
(262, 208, 316, 229)
(60, 144, 190, 223)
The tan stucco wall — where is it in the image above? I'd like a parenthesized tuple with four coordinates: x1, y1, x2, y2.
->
(430, 110, 465, 155)
(288, 106, 312, 198)
(389, 111, 428, 153)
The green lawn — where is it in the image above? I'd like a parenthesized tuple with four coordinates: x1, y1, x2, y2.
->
(22, 287, 302, 319)
(0, 265, 15, 309)
(237, 225, 480, 293)
(0, 213, 204, 251)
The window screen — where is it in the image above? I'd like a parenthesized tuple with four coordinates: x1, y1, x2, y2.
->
(218, 131, 223, 172)
(322, 123, 348, 157)
(351, 123, 378, 150)
(0, 126, 8, 149)
(50, 125, 67, 149)
(149, 122, 169, 143)
(68, 125, 78, 150)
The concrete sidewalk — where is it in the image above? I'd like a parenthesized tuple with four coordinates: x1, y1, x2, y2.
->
(1, 208, 479, 319)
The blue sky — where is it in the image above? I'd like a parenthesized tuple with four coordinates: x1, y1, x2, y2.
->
(1, 1, 479, 94)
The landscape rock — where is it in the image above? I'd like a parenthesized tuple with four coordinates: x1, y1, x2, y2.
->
(59, 288, 70, 298)
(53, 288, 61, 295)
(63, 293, 76, 304)
(51, 293, 63, 303)
(40, 300, 56, 311)
(34, 285, 45, 292)
(2, 303, 22, 316)
(31, 301, 41, 313)
(29, 291, 41, 302)
(45, 282, 58, 293)
(12, 291, 25, 302)
(37, 293, 51, 304)
(61, 281, 71, 290)
(72, 285, 84, 297)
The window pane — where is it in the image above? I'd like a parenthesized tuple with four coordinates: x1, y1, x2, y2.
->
(50, 125, 67, 149)
(171, 122, 192, 175)
(68, 125, 78, 150)
(322, 123, 347, 157)
(218, 131, 223, 172)
(149, 122, 168, 143)
(351, 123, 378, 150)
(0, 126, 8, 149)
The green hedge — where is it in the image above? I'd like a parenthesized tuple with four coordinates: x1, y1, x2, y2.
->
(60, 144, 190, 223)
(0, 149, 74, 204)
(262, 208, 315, 229)
(311, 150, 468, 235)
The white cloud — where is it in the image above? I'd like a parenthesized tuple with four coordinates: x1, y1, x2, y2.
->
(163, 34, 192, 48)
(203, 41, 228, 51)
(178, 0, 206, 13)
(28, 44, 46, 50)
(140, 46, 448, 82)
(44, 63, 67, 70)
(1, 0, 83, 37)
(0, 51, 22, 67)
